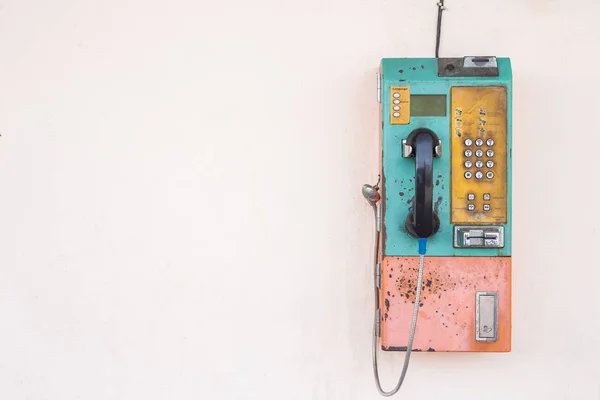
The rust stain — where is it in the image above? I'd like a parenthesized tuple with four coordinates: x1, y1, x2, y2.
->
(407, 196, 415, 213)
(434, 196, 443, 216)
(396, 263, 457, 304)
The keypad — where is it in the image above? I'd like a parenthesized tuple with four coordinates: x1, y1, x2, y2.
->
(452, 86, 506, 222)
(459, 126, 499, 213)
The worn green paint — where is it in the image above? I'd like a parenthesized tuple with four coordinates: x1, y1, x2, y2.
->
(380, 58, 512, 257)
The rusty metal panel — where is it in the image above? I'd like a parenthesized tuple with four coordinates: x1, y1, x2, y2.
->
(379, 256, 511, 352)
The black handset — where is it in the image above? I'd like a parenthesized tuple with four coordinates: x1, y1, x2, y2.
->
(404, 128, 440, 238)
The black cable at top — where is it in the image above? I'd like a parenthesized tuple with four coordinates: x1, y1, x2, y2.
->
(435, 1, 445, 58)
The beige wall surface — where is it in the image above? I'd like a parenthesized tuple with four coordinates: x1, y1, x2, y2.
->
(0, 0, 598, 399)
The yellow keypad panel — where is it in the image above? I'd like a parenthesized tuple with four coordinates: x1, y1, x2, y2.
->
(451, 86, 507, 224)
(389, 86, 410, 124)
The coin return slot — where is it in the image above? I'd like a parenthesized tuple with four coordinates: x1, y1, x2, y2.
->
(454, 226, 504, 248)
(476, 292, 498, 342)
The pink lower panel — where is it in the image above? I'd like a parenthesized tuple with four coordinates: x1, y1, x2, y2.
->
(380, 256, 511, 352)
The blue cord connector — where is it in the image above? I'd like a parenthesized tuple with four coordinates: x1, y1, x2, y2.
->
(418, 238, 427, 255)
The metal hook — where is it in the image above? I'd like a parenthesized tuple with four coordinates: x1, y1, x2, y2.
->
(362, 175, 381, 206)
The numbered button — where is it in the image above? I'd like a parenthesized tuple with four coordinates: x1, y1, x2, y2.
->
(486, 149, 495, 157)
(393, 112, 400, 117)
(486, 138, 494, 146)
(467, 204, 475, 211)
(464, 171, 472, 179)
(475, 149, 483, 157)
(486, 171, 494, 179)
(475, 171, 483, 179)
(483, 193, 491, 201)
(486, 160, 494, 168)
(483, 204, 491, 211)
(475, 160, 483, 168)
(464, 139, 473, 146)
(393, 106, 400, 111)
(464, 150, 473, 157)
(475, 138, 483, 146)
(393, 93, 400, 98)
(393, 99, 400, 104)
(467, 193, 475, 201)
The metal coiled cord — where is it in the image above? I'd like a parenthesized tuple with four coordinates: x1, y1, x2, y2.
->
(367, 199, 425, 397)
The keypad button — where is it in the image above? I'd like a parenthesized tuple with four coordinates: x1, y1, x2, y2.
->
(393, 99, 400, 104)
(393, 112, 400, 117)
(464, 139, 473, 146)
(486, 138, 494, 146)
(486, 149, 494, 157)
(464, 150, 473, 157)
(486, 171, 494, 179)
(483, 204, 491, 211)
(467, 204, 475, 211)
(464, 160, 473, 168)
(483, 193, 491, 201)
(486, 160, 494, 168)
(467, 193, 475, 201)
(475, 138, 483, 146)
(475, 149, 483, 157)
(393, 93, 400, 98)
(464, 171, 472, 179)
(475, 171, 483, 179)
(393, 106, 400, 111)
(475, 160, 483, 168)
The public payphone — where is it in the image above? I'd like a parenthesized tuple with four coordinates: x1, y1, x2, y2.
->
(363, 56, 512, 396)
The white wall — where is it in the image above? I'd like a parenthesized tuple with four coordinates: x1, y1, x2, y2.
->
(0, 0, 598, 399)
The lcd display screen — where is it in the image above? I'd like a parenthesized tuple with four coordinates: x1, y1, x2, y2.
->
(410, 95, 447, 116)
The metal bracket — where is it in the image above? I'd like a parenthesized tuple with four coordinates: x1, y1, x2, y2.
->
(375, 262, 381, 289)
(402, 139, 442, 158)
(375, 308, 381, 337)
